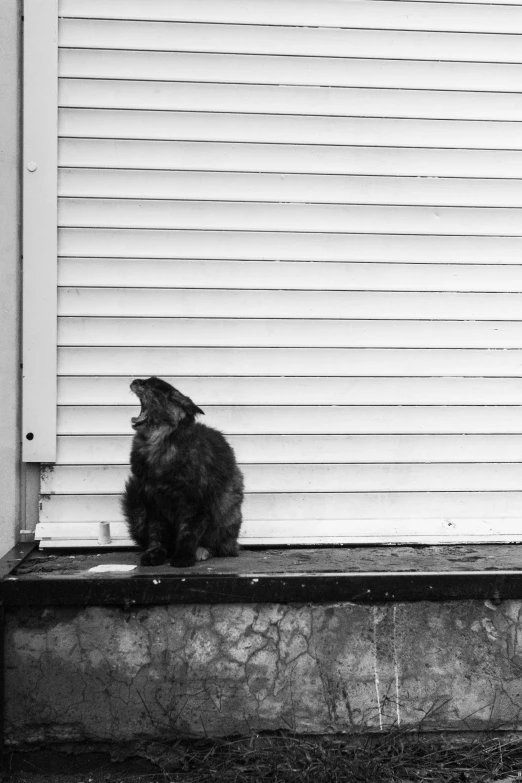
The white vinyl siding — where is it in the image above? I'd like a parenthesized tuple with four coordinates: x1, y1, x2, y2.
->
(32, 0, 522, 546)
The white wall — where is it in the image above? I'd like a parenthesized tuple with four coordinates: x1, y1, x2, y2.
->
(0, 0, 22, 557)
(44, 4, 522, 547)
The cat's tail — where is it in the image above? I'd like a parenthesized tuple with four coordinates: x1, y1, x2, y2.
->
(121, 475, 148, 549)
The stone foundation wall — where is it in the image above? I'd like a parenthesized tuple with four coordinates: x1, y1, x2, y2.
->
(6, 600, 522, 744)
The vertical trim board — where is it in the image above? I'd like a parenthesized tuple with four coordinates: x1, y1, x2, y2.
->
(23, 0, 58, 461)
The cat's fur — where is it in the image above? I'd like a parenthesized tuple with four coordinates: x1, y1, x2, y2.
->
(122, 377, 244, 567)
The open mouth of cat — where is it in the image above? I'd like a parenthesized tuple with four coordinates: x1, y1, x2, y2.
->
(131, 407, 148, 428)
(130, 379, 146, 428)
(131, 399, 148, 428)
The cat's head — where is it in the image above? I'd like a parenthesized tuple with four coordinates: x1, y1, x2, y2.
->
(130, 377, 204, 431)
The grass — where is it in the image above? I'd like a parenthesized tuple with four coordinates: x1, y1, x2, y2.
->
(6, 732, 522, 783)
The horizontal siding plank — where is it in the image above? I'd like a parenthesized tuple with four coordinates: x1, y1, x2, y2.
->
(58, 140, 522, 179)
(60, 79, 522, 124)
(58, 0, 522, 35)
(57, 259, 522, 293)
(42, 463, 522, 494)
(57, 377, 522, 407)
(34, 518, 522, 547)
(35, 521, 134, 545)
(57, 347, 522, 377)
(36, 528, 134, 546)
(55, 434, 522, 465)
(58, 199, 522, 235)
(56, 405, 522, 436)
(58, 229, 522, 263)
(59, 109, 522, 150)
(58, 170, 522, 208)
(39, 491, 522, 522)
(65, 80, 522, 123)
(57, 289, 522, 320)
(58, 20, 522, 63)
(59, 51, 522, 94)
(57, 318, 522, 349)
(42, 464, 128, 493)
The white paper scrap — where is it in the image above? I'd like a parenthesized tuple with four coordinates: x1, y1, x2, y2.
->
(88, 564, 137, 573)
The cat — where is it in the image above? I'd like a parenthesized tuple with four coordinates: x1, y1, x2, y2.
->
(122, 377, 244, 567)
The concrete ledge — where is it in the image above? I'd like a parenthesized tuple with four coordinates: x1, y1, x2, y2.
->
(5, 544, 522, 605)
(6, 599, 522, 743)
(5, 545, 522, 744)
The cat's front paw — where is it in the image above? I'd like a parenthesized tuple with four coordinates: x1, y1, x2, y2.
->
(140, 546, 167, 566)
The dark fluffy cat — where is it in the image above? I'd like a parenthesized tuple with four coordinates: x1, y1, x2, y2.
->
(122, 377, 244, 567)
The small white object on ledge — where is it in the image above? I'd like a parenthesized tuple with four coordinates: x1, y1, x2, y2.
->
(98, 521, 111, 545)
(88, 564, 137, 573)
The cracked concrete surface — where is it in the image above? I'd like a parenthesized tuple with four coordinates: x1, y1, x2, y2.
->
(6, 600, 522, 744)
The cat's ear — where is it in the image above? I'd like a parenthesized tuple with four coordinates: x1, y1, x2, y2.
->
(181, 401, 204, 419)
(177, 391, 204, 418)
(169, 396, 204, 425)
